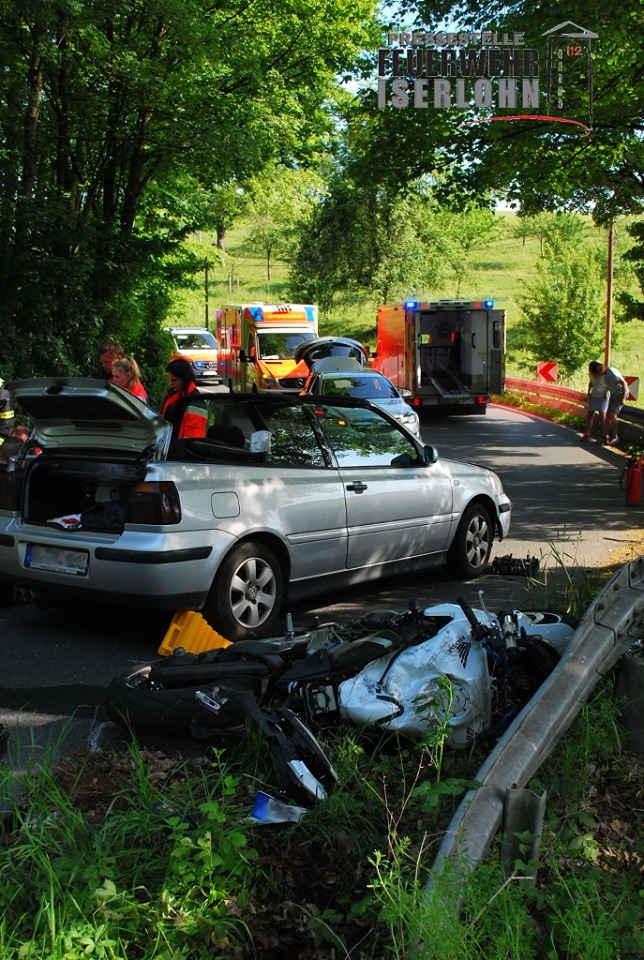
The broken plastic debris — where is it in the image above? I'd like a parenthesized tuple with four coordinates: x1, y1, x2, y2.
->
(246, 791, 307, 824)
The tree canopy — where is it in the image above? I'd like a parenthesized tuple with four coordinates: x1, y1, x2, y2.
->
(287, 1, 644, 341)
(0, 0, 380, 379)
(349, 1, 644, 219)
(4, 0, 644, 381)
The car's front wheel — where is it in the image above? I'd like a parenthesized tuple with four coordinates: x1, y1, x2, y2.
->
(447, 502, 493, 577)
(203, 542, 284, 641)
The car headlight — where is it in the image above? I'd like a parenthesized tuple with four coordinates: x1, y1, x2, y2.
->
(263, 378, 279, 388)
(400, 411, 419, 426)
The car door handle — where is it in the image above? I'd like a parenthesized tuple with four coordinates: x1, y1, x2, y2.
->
(346, 481, 368, 493)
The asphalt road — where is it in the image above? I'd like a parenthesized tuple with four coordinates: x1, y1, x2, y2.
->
(1, 403, 641, 767)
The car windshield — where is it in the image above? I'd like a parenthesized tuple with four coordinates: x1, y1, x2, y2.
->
(257, 331, 316, 360)
(322, 375, 398, 400)
(175, 331, 218, 350)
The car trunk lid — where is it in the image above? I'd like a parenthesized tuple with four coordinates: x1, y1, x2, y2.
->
(8, 378, 171, 458)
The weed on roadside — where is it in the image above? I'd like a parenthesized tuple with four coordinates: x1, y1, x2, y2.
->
(1, 743, 259, 959)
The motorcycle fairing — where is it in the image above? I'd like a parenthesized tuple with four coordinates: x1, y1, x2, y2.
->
(338, 604, 496, 745)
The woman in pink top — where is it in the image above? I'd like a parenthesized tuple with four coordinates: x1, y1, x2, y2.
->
(111, 357, 148, 403)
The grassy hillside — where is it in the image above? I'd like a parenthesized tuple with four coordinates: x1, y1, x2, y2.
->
(173, 213, 644, 394)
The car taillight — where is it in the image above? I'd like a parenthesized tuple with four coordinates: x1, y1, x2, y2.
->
(125, 481, 181, 525)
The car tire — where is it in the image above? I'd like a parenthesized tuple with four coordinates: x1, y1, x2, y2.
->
(447, 502, 493, 577)
(203, 541, 284, 641)
(105, 664, 250, 737)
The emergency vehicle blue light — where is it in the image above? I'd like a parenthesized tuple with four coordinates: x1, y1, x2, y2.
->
(404, 300, 417, 309)
(249, 306, 264, 321)
(484, 299, 495, 308)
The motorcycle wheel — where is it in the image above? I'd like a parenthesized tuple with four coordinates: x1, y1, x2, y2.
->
(105, 664, 240, 735)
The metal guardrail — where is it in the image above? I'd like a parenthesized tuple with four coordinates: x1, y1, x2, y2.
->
(420, 555, 644, 933)
(504, 377, 644, 446)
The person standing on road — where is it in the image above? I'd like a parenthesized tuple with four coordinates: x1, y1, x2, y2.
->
(0, 377, 15, 446)
(581, 361, 609, 441)
(161, 358, 207, 442)
(591, 362, 629, 444)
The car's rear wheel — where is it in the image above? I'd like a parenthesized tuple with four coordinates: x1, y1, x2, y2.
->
(447, 502, 493, 577)
(203, 542, 284, 641)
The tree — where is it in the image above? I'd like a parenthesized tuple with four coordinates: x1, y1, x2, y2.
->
(0, 0, 381, 378)
(425, 205, 501, 296)
(290, 178, 455, 308)
(194, 182, 249, 253)
(243, 167, 327, 282)
(517, 242, 606, 375)
(513, 211, 588, 257)
(315, 0, 644, 252)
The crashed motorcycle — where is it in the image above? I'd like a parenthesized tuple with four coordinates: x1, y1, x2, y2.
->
(105, 596, 577, 805)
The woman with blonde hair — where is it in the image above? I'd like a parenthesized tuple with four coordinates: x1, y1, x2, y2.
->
(111, 356, 148, 403)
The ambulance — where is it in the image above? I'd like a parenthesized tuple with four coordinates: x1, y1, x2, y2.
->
(216, 303, 318, 392)
(373, 299, 505, 412)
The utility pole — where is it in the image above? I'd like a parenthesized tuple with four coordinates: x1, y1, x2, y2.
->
(204, 261, 209, 329)
(604, 221, 614, 366)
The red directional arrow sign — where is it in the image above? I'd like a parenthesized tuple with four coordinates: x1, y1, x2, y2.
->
(536, 361, 558, 383)
(625, 376, 639, 401)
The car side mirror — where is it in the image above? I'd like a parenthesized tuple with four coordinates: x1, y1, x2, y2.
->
(423, 444, 438, 464)
(400, 388, 412, 399)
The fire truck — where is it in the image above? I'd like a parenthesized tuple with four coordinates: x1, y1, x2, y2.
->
(373, 299, 505, 412)
(216, 302, 318, 392)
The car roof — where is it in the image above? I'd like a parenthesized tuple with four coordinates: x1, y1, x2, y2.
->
(317, 368, 388, 380)
(166, 327, 212, 334)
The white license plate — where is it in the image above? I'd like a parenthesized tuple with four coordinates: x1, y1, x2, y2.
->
(25, 544, 89, 576)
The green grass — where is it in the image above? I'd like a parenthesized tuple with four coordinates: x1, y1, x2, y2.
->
(176, 212, 644, 394)
(1, 670, 639, 959)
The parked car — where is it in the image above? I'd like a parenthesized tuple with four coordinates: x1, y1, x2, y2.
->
(165, 326, 221, 385)
(0, 380, 512, 640)
(302, 360, 422, 438)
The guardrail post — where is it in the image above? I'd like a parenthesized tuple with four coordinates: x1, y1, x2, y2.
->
(501, 785, 547, 883)
(616, 651, 644, 753)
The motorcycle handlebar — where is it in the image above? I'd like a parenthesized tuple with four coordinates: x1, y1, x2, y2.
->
(457, 594, 496, 643)
(457, 595, 481, 629)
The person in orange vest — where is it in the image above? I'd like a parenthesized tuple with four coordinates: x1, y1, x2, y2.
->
(0, 377, 15, 446)
(161, 358, 207, 442)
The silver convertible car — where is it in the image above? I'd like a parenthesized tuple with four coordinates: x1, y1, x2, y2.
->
(0, 380, 512, 640)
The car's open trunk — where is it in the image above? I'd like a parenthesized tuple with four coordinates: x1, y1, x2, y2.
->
(21, 454, 147, 532)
